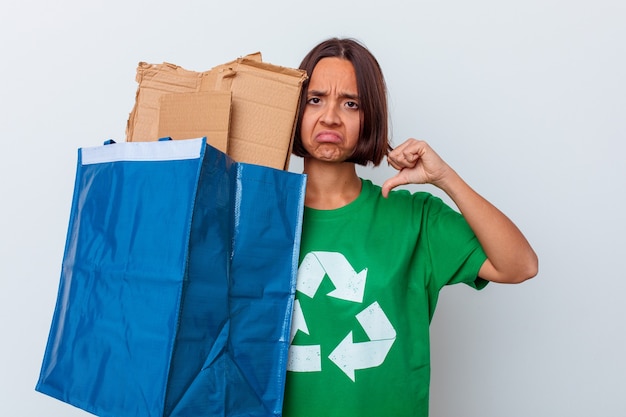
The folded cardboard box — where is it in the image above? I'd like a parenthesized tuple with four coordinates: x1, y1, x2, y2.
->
(126, 54, 307, 170)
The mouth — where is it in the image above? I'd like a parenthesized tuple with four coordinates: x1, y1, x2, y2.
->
(315, 131, 342, 144)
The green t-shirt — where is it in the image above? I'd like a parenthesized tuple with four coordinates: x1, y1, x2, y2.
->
(282, 179, 487, 417)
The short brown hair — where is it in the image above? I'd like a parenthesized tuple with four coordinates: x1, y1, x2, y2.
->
(292, 38, 390, 166)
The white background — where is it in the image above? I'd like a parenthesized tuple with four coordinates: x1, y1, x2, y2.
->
(1, 0, 625, 416)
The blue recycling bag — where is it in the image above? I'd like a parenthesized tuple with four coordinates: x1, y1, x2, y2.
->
(36, 138, 306, 417)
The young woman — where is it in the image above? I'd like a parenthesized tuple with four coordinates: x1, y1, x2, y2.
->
(283, 37, 538, 417)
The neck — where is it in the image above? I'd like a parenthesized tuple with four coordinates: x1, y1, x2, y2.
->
(303, 158, 362, 210)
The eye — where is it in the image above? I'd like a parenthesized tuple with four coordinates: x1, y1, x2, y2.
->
(345, 100, 359, 110)
(307, 97, 321, 104)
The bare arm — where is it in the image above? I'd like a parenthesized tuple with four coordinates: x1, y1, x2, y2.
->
(382, 139, 538, 284)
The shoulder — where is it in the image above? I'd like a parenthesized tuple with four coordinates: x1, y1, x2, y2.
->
(362, 178, 443, 209)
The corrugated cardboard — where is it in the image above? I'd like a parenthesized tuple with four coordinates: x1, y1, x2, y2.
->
(126, 53, 307, 170)
(158, 91, 231, 154)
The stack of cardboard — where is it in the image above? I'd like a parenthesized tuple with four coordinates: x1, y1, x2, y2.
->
(126, 53, 307, 170)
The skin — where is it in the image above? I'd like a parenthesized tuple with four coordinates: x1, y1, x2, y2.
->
(300, 57, 363, 210)
(300, 57, 538, 284)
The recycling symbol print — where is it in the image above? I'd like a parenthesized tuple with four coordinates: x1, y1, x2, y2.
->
(287, 251, 397, 382)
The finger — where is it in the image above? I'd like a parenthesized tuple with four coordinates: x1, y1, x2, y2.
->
(387, 155, 404, 171)
(388, 150, 414, 170)
(381, 173, 408, 198)
(388, 142, 423, 169)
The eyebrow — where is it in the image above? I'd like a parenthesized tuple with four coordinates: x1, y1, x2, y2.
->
(308, 89, 360, 101)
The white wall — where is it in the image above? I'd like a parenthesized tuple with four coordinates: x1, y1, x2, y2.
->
(1, 0, 624, 416)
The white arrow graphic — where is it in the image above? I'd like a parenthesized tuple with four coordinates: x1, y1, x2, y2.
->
(287, 299, 321, 372)
(290, 299, 308, 343)
(297, 251, 367, 303)
(328, 301, 396, 382)
(287, 345, 321, 372)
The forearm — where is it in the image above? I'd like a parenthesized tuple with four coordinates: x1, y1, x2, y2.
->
(385, 138, 538, 282)
(438, 170, 538, 283)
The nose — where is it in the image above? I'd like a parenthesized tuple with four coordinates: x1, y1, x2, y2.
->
(320, 100, 341, 126)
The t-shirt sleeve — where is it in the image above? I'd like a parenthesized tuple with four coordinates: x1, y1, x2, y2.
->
(419, 193, 488, 292)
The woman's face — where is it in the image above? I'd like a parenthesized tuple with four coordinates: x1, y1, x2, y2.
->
(299, 57, 362, 163)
